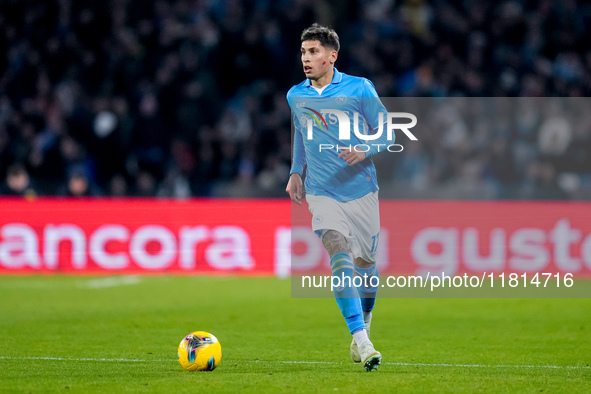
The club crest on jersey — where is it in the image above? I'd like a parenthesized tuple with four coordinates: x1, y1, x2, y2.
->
(335, 96, 347, 105)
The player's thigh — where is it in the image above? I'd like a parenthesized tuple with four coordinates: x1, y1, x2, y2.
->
(306, 194, 352, 240)
(346, 191, 380, 264)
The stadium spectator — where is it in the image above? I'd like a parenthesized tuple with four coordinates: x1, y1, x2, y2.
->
(0, 0, 590, 200)
(58, 165, 102, 197)
(0, 163, 37, 198)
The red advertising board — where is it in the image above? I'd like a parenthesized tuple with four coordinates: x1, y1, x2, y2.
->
(0, 198, 287, 275)
(1, 199, 590, 276)
(291, 200, 591, 277)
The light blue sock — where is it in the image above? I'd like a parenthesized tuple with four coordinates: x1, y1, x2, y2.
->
(354, 264, 379, 312)
(331, 251, 365, 334)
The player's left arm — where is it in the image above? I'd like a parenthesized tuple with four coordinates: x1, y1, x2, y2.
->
(337, 146, 366, 165)
(361, 79, 390, 158)
(338, 79, 389, 165)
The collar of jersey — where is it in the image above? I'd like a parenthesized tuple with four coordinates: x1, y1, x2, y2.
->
(303, 68, 343, 87)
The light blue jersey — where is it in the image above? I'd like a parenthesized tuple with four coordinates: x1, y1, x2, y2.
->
(287, 68, 391, 202)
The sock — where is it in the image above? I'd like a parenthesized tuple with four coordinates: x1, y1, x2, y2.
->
(331, 251, 364, 334)
(354, 264, 379, 313)
(363, 310, 372, 328)
(352, 328, 370, 347)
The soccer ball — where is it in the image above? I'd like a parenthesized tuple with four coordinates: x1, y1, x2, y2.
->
(178, 331, 222, 371)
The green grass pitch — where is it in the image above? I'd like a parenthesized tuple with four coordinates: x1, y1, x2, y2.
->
(0, 276, 589, 393)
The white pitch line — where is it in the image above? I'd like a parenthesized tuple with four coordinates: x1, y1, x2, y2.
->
(0, 356, 588, 370)
(0, 356, 170, 362)
(251, 360, 590, 369)
(386, 362, 590, 370)
(83, 275, 142, 289)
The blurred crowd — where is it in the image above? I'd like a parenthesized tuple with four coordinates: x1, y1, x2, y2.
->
(376, 96, 591, 200)
(1, 0, 590, 200)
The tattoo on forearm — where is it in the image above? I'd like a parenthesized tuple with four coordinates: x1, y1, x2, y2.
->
(322, 230, 349, 257)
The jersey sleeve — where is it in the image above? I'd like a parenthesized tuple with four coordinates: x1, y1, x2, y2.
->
(290, 116, 306, 175)
(360, 79, 392, 158)
(287, 91, 306, 175)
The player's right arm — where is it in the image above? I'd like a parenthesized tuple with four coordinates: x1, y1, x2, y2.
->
(286, 172, 305, 205)
(287, 114, 306, 205)
(286, 91, 307, 205)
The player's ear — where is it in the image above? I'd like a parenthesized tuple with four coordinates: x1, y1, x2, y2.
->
(331, 50, 338, 64)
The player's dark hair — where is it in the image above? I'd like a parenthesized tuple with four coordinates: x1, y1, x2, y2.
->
(301, 23, 340, 52)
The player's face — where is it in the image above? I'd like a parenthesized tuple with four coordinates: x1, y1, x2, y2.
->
(301, 40, 337, 81)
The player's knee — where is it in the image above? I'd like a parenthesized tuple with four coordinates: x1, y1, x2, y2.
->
(354, 257, 374, 269)
(322, 230, 349, 256)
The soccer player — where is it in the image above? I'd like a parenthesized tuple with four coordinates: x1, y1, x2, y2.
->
(285, 23, 391, 372)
